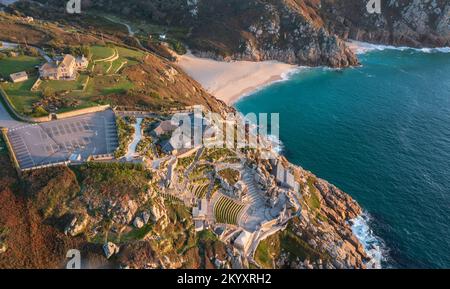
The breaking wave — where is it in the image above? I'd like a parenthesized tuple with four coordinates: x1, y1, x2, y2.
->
(267, 134, 285, 154)
(349, 40, 450, 55)
(350, 212, 388, 269)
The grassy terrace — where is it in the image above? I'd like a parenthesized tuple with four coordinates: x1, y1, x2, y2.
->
(218, 168, 240, 186)
(201, 148, 238, 163)
(1, 77, 42, 116)
(255, 218, 331, 268)
(0, 55, 44, 116)
(0, 55, 43, 77)
(40, 74, 89, 92)
(90, 45, 144, 74)
(91, 45, 115, 61)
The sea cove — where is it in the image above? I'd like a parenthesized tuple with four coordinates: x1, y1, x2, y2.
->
(236, 48, 450, 268)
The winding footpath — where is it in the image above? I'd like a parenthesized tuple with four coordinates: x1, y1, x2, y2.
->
(103, 16, 146, 50)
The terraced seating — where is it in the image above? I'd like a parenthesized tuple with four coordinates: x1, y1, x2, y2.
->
(213, 195, 245, 225)
(188, 181, 210, 199)
(159, 192, 183, 204)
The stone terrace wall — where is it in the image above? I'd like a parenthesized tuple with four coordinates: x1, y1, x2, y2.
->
(55, 105, 111, 120)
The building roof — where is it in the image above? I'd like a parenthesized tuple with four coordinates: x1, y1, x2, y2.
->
(9, 71, 28, 82)
(274, 161, 299, 192)
(76, 55, 88, 64)
(161, 139, 176, 154)
(60, 54, 75, 67)
(275, 163, 285, 183)
(153, 120, 178, 136)
(286, 172, 296, 189)
(39, 62, 57, 72)
(194, 220, 205, 232)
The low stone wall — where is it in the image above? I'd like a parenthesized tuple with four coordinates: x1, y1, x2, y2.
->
(31, 115, 52, 122)
(177, 147, 200, 159)
(30, 78, 42, 92)
(89, 153, 115, 161)
(55, 104, 110, 120)
(21, 161, 70, 172)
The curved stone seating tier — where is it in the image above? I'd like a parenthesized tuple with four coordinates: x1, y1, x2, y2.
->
(213, 195, 245, 225)
(188, 182, 210, 199)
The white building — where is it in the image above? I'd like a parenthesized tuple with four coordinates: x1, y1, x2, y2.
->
(9, 71, 28, 83)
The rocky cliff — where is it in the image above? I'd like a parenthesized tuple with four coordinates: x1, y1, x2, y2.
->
(320, 0, 450, 48)
(188, 0, 359, 67)
(0, 147, 369, 269)
(33, 0, 449, 67)
(250, 154, 368, 269)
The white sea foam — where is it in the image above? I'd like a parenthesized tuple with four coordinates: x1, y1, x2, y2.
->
(350, 212, 388, 269)
(281, 66, 305, 80)
(235, 66, 304, 102)
(348, 40, 450, 55)
(266, 134, 285, 154)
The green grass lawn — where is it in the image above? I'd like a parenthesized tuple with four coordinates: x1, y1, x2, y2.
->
(93, 61, 111, 74)
(255, 239, 273, 268)
(82, 74, 133, 96)
(39, 74, 89, 92)
(90, 45, 115, 61)
(1, 76, 42, 116)
(89, 45, 144, 75)
(115, 46, 145, 66)
(120, 224, 153, 242)
(110, 59, 127, 74)
(0, 55, 43, 78)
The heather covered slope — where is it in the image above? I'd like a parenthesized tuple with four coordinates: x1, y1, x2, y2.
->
(48, 0, 450, 67)
(0, 148, 107, 269)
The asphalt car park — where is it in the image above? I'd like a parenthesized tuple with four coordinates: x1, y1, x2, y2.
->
(6, 109, 119, 170)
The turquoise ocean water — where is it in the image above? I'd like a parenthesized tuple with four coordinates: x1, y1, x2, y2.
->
(235, 47, 450, 268)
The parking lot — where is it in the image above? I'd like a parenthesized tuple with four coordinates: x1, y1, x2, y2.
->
(6, 110, 119, 170)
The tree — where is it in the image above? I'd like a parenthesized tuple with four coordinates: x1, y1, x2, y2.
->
(33, 106, 49, 117)
(81, 45, 91, 59)
(25, 47, 40, 57)
(42, 87, 55, 99)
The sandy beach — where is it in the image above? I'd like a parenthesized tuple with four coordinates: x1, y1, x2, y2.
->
(175, 41, 374, 104)
(176, 53, 297, 104)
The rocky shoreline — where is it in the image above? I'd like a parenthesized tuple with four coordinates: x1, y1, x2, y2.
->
(269, 157, 370, 269)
